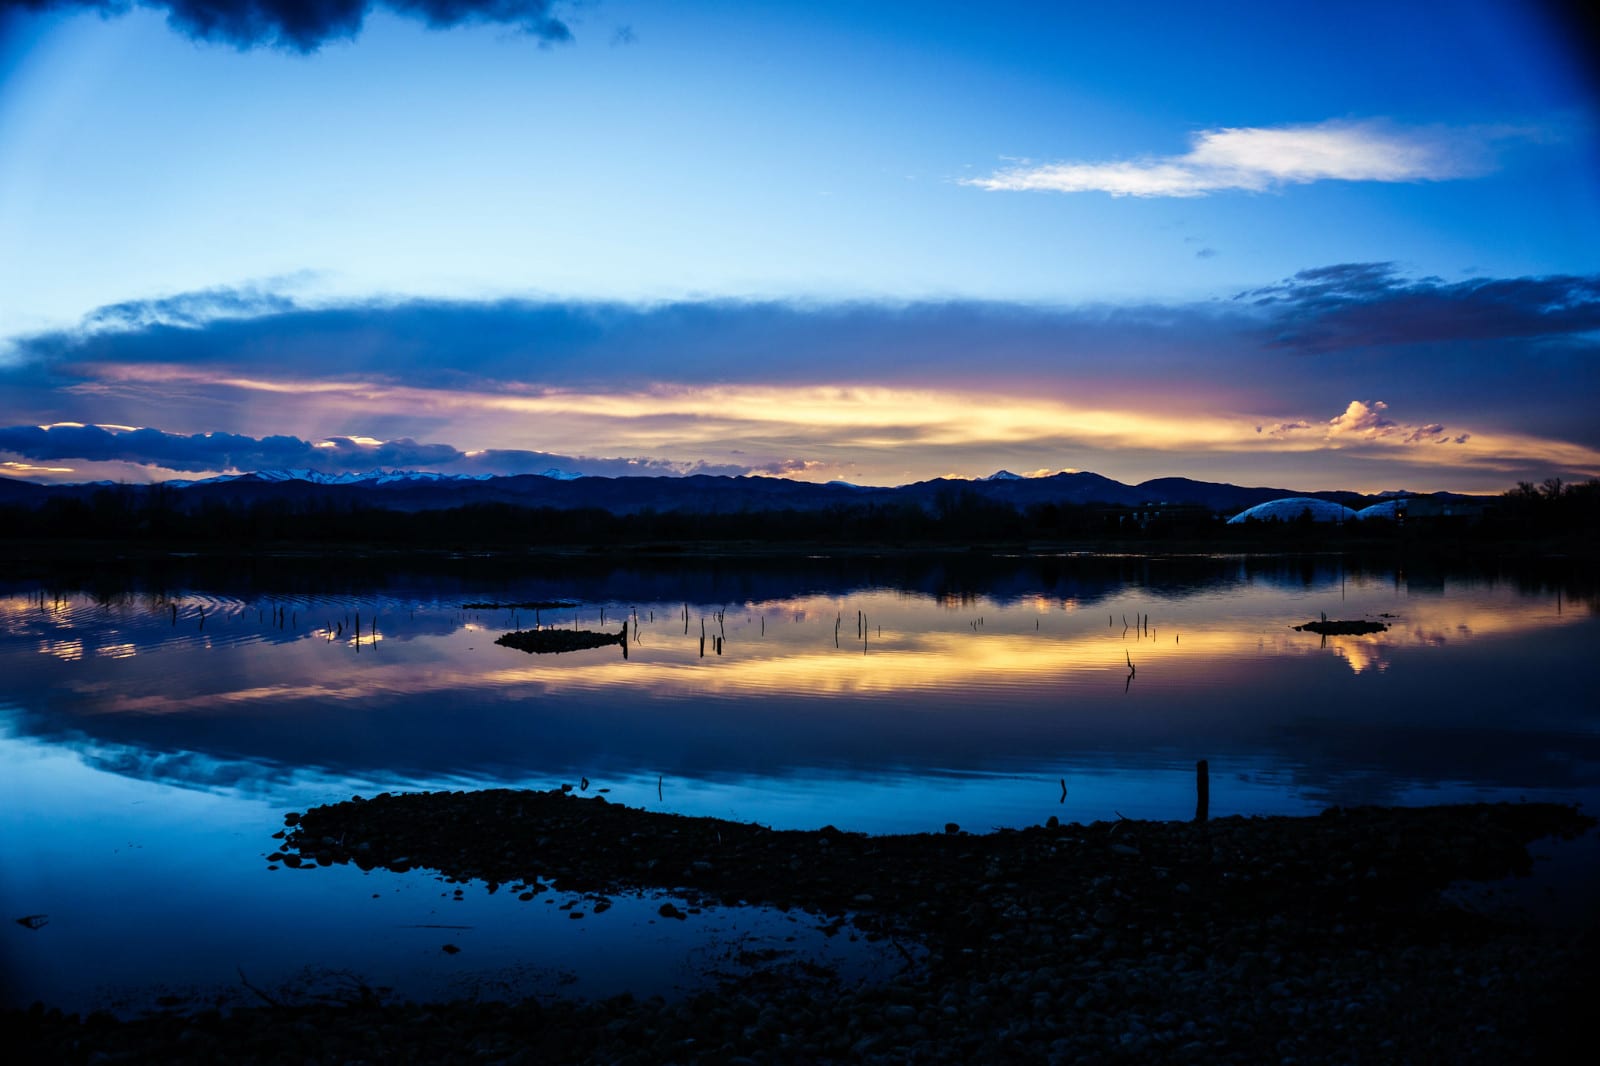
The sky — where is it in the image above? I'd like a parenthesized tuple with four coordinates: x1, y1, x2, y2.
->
(0, 0, 1597, 493)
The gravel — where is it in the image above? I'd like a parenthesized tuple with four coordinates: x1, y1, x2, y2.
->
(11, 794, 1595, 1064)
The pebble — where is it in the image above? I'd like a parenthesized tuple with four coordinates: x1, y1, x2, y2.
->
(25, 792, 1585, 1065)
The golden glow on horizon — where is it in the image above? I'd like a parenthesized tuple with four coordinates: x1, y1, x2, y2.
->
(69, 363, 1600, 488)
(3, 460, 75, 473)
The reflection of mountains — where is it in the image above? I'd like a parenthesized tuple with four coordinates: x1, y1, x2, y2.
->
(4, 553, 1597, 815)
(7, 553, 1595, 613)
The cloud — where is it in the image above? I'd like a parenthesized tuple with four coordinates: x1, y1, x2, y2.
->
(1326, 399, 1395, 438)
(1, 459, 74, 474)
(0, 0, 573, 52)
(77, 283, 301, 332)
(964, 120, 1496, 198)
(1321, 401, 1465, 447)
(2, 268, 1596, 490)
(1239, 262, 1600, 353)
(0, 423, 746, 478)
(0, 423, 327, 470)
(750, 458, 830, 478)
(1255, 402, 1462, 448)
(12, 273, 1591, 458)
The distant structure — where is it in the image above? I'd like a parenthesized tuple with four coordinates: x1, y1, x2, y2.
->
(1225, 497, 1358, 525)
(1356, 496, 1485, 521)
(1353, 498, 1407, 521)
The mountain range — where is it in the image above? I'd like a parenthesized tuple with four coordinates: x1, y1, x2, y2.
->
(0, 468, 1483, 516)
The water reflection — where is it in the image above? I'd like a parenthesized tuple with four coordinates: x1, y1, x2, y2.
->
(4, 554, 1597, 1016)
(2, 555, 1595, 815)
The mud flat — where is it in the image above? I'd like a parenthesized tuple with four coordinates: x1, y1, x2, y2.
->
(12, 794, 1596, 1063)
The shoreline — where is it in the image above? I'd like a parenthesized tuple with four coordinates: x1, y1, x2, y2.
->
(2, 529, 1599, 561)
(13, 796, 1596, 1063)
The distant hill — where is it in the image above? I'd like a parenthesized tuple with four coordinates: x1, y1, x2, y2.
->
(0, 476, 48, 504)
(1134, 477, 1354, 512)
(2, 468, 1490, 517)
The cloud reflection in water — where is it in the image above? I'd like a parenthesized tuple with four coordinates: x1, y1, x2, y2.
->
(1, 557, 1595, 821)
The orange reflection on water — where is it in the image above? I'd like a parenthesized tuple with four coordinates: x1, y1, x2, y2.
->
(6, 580, 1590, 717)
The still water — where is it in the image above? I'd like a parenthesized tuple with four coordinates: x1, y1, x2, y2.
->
(3, 553, 1596, 1014)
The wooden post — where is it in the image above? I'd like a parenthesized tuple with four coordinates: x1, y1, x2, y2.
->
(1195, 759, 1209, 823)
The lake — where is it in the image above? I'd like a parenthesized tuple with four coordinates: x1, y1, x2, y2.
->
(3, 551, 1596, 1015)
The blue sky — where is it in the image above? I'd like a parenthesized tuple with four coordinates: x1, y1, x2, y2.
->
(1, 0, 1596, 491)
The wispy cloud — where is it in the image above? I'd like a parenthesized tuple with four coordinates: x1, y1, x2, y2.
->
(965, 120, 1496, 198)
(3, 0, 574, 53)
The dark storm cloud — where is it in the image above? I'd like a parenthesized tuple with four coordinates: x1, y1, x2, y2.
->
(10, 295, 1178, 392)
(1239, 262, 1600, 353)
(20, 264, 1598, 386)
(3, 262, 1597, 462)
(0, 0, 571, 52)
(9, 268, 1597, 409)
(0, 423, 748, 477)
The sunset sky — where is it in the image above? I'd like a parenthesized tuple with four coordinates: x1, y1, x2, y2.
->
(1, 0, 1597, 492)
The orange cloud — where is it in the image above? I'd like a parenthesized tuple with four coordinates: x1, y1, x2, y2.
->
(58, 365, 1600, 489)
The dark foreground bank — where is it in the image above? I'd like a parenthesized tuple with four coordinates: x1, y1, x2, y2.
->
(11, 795, 1597, 1064)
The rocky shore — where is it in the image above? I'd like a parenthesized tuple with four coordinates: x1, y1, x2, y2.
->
(12, 794, 1596, 1064)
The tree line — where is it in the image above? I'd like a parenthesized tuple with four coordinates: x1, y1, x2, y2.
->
(0, 481, 1593, 548)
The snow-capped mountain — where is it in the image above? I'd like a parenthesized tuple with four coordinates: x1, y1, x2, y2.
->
(981, 470, 1025, 481)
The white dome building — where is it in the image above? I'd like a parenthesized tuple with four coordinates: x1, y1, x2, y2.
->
(1353, 499, 1407, 521)
(1226, 497, 1358, 525)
